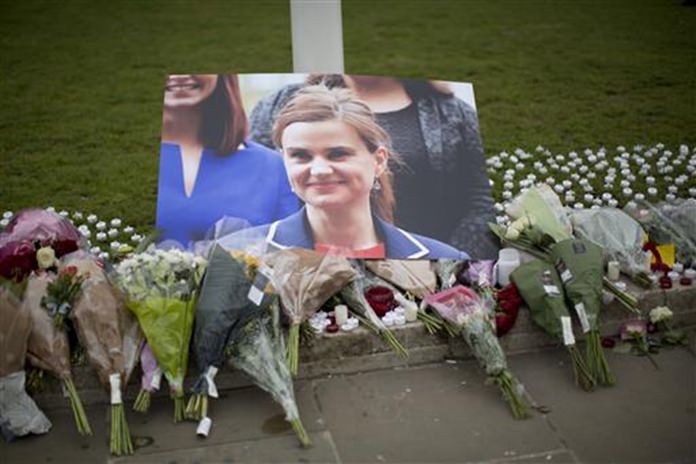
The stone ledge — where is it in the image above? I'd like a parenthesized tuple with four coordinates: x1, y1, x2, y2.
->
(33, 282, 696, 408)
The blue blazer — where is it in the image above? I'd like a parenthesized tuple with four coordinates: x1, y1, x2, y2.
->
(156, 141, 300, 246)
(253, 208, 469, 260)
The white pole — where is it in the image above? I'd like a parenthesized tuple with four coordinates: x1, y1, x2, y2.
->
(290, 0, 344, 73)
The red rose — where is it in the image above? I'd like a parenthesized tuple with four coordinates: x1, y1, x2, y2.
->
(0, 239, 37, 281)
(63, 265, 78, 278)
(494, 282, 522, 337)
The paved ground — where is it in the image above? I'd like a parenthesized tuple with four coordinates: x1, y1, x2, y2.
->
(2, 342, 695, 464)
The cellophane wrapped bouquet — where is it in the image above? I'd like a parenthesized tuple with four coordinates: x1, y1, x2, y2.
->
(114, 246, 206, 422)
(365, 259, 444, 333)
(265, 248, 358, 376)
(549, 239, 615, 386)
(490, 185, 639, 313)
(186, 244, 270, 423)
(23, 273, 92, 435)
(62, 251, 144, 456)
(424, 285, 531, 419)
(225, 297, 311, 447)
(339, 260, 408, 358)
(511, 260, 595, 391)
(0, 285, 52, 440)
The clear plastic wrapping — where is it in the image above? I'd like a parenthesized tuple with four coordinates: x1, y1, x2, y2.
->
(570, 207, 649, 277)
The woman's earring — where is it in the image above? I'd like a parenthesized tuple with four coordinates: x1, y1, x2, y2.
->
(372, 178, 382, 191)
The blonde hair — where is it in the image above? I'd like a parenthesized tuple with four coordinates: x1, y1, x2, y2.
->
(272, 85, 398, 223)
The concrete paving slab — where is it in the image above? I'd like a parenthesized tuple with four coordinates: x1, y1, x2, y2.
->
(487, 448, 580, 464)
(512, 347, 696, 463)
(313, 362, 564, 463)
(110, 430, 340, 464)
(119, 380, 324, 458)
(1, 404, 109, 463)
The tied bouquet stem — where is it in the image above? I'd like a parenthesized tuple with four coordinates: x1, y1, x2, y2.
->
(24, 273, 92, 435)
(187, 245, 269, 423)
(425, 286, 531, 419)
(133, 343, 161, 413)
(62, 252, 143, 456)
(265, 249, 358, 376)
(511, 260, 595, 391)
(115, 246, 207, 423)
(550, 239, 615, 386)
(226, 299, 311, 447)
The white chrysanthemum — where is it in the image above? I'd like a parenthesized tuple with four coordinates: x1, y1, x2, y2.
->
(96, 232, 107, 241)
(108, 228, 119, 238)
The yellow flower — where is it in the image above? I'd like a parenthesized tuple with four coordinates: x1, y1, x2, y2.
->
(36, 246, 57, 269)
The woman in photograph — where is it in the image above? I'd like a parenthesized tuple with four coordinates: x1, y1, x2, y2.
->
(157, 74, 299, 245)
(248, 74, 498, 259)
(250, 85, 467, 260)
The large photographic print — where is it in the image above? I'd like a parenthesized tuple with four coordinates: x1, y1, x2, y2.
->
(156, 73, 498, 259)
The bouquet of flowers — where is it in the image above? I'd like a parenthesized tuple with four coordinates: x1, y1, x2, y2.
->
(265, 248, 358, 376)
(456, 260, 521, 336)
(493, 283, 523, 337)
(570, 207, 651, 286)
(549, 239, 614, 386)
(339, 260, 408, 358)
(490, 185, 639, 313)
(511, 259, 595, 391)
(0, 286, 52, 439)
(624, 199, 696, 267)
(133, 343, 161, 413)
(657, 199, 696, 244)
(23, 273, 92, 434)
(649, 306, 688, 347)
(424, 285, 531, 419)
(114, 246, 206, 422)
(1, 209, 84, 259)
(186, 245, 270, 421)
(619, 319, 658, 369)
(41, 264, 86, 329)
(365, 259, 443, 333)
(364, 260, 437, 298)
(63, 251, 143, 456)
(226, 298, 311, 447)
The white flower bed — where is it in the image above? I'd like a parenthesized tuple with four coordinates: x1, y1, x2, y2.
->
(487, 144, 696, 225)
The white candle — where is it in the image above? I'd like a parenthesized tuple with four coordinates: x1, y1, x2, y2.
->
(607, 261, 621, 281)
(334, 305, 348, 326)
(394, 294, 419, 322)
(672, 263, 684, 273)
(684, 269, 696, 280)
(497, 248, 521, 286)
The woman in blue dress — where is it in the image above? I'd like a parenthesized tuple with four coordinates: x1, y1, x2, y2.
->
(156, 74, 299, 246)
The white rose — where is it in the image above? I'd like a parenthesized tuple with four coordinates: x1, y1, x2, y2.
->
(649, 306, 673, 323)
(36, 247, 57, 269)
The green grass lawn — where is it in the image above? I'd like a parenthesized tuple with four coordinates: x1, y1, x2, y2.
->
(1, 0, 695, 231)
